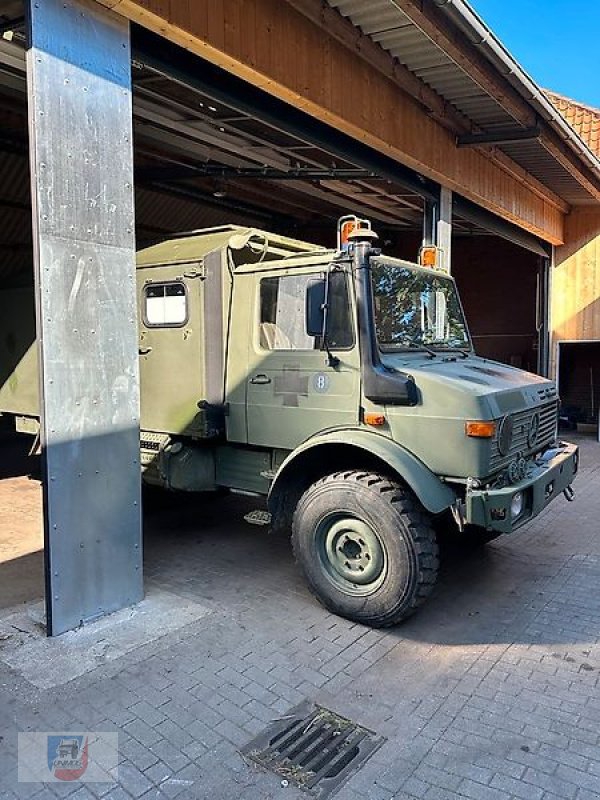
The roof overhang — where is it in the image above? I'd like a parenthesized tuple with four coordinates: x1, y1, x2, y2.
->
(323, 0, 600, 206)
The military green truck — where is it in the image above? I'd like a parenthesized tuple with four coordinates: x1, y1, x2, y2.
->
(0, 220, 578, 627)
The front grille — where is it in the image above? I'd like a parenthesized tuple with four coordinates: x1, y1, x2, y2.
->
(489, 401, 558, 474)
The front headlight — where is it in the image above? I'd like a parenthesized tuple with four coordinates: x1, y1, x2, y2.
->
(510, 491, 524, 519)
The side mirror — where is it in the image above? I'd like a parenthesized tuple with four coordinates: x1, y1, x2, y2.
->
(306, 278, 327, 337)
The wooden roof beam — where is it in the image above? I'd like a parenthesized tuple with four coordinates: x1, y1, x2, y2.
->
(458, 127, 541, 147)
(487, 148, 569, 214)
(202, 178, 333, 220)
(285, 179, 417, 225)
(95, 0, 571, 235)
(390, 0, 600, 201)
(285, 0, 472, 136)
(285, 0, 569, 214)
(540, 137, 600, 202)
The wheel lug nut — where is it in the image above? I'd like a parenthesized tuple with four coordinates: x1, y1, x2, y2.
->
(359, 539, 365, 546)
(358, 566, 364, 571)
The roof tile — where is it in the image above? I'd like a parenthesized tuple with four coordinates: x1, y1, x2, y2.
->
(545, 90, 600, 158)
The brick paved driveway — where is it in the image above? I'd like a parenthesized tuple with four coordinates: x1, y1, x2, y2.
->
(0, 433, 599, 800)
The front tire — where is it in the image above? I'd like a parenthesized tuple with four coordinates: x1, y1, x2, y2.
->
(291, 471, 439, 627)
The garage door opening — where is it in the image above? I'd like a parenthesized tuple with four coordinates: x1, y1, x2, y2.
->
(558, 341, 600, 437)
(450, 199, 551, 376)
(452, 234, 544, 373)
(0, 24, 44, 615)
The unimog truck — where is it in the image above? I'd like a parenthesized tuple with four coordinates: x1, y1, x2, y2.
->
(0, 219, 578, 627)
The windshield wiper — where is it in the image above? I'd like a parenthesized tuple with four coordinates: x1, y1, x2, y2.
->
(438, 347, 469, 359)
(402, 341, 438, 359)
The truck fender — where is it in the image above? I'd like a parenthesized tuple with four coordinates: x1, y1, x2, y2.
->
(269, 428, 456, 515)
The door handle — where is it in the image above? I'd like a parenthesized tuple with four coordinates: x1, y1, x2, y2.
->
(250, 373, 271, 385)
(139, 346, 153, 355)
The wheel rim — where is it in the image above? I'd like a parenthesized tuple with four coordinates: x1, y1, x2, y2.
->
(316, 513, 387, 596)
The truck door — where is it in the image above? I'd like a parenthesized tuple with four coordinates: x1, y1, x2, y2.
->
(244, 267, 360, 450)
(137, 265, 205, 437)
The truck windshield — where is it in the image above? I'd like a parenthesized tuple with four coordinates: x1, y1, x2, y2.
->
(370, 257, 471, 352)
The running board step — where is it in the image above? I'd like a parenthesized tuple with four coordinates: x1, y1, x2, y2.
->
(244, 510, 272, 526)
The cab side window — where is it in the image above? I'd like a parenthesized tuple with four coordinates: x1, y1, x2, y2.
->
(144, 282, 187, 327)
(259, 271, 353, 351)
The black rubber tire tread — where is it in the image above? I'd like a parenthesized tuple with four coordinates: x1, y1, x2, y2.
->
(292, 470, 439, 627)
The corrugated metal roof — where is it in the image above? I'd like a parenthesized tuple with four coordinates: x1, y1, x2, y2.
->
(500, 140, 589, 205)
(329, 0, 519, 129)
(545, 91, 600, 159)
(327, 0, 599, 204)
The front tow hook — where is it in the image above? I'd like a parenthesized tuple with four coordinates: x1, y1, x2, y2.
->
(563, 485, 575, 502)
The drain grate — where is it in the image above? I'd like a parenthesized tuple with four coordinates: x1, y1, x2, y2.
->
(241, 700, 385, 798)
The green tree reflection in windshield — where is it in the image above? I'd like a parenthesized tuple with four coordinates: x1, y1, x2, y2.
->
(370, 258, 470, 351)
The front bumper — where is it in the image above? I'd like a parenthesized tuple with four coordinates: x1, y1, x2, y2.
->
(466, 441, 578, 534)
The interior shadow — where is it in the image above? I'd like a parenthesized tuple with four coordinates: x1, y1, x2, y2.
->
(0, 425, 39, 480)
(0, 550, 44, 610)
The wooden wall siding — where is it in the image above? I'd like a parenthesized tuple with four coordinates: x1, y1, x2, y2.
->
(97, 0, 566, 245)
(552, 207, 600, 370)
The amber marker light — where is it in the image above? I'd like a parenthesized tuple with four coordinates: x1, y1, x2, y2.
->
(419, 245, 438, 268)
(340, 219, 357, 247)
(364, 412, 386, 426)
(465, 420, 496, 438)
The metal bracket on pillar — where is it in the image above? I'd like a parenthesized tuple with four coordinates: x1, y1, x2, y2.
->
(27, 0, 142, 635)
(437, 187, 452, 273)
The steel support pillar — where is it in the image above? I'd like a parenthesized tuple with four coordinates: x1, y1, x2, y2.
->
(536, 255, 551, 377)
(422, 199, 437, 248)
(27, 0, 142, 635)
(437, 186, 452, 273)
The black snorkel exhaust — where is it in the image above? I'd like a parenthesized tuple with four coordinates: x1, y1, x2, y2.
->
(349, 229, 418, 407)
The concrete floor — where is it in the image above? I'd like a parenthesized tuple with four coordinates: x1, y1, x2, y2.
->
(1, 430, 600, 799)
